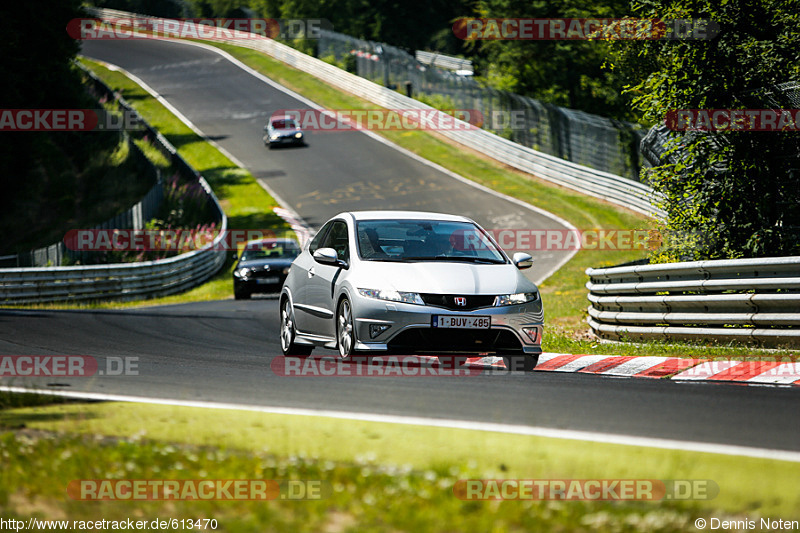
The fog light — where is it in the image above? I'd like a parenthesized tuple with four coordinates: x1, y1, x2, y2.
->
(522, 327, 541, 344)
(369, 324, 391, 339)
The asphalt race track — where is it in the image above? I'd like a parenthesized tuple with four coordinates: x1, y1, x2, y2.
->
(2, 38, 797, 455)
(2, 301, 799, 453)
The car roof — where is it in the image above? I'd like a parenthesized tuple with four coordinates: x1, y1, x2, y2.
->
(242, 237, 298, 247)
(341, 211, 474, 223)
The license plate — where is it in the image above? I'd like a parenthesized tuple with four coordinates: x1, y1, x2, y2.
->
(256, 277, 280, 284)
(432, 316, 491, 329)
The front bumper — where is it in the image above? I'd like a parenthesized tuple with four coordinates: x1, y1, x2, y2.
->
(351, 295, 543, 355)
(266, 135, 304, 145)
(234, 275, 287, 294)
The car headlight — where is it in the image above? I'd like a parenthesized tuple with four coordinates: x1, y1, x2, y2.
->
(270, 134, 279, 140)
(295, 132, 303, 139)
(494, 292, 539, 306)
(235, 267, 251, 278)
(358, 288, 424, 305)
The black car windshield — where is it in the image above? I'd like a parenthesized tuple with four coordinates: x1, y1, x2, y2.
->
(241, 242, 300, 261)
(271, 119, 297, 129)
(356, 220, 507, 263)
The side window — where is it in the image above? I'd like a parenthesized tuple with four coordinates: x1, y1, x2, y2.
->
(308, 222, 333, 254)
(320, 221, 349, 262)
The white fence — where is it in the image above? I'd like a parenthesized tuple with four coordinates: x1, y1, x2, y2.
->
(586, 256, 800, 345)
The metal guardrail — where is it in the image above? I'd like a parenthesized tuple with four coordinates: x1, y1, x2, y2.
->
(414, 51, 473, 74)
(0, 62, 228, 304)
(585, 256, 800, 345)
(91, 9, 664, 219)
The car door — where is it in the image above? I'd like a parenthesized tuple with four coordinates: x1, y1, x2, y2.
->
(305, 220, 350, 338)
(291, 221, 332, 333)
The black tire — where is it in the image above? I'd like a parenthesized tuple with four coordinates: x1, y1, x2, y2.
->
(234, 289, 251, 300)
(502, 354, 539, 372)
(336, 298, 357, 359)
(437, 355, 468, 370)
(280, 298, 312, 356)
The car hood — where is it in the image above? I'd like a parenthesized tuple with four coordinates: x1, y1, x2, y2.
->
(351, 261, 536, 295)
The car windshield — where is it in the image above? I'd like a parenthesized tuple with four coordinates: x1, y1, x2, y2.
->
(241, 242, 299, 261)
(356, 220, 506, 263)
(271, 119, 297, 130)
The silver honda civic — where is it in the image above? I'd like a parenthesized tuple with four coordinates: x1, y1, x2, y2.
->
(279, 211, 543, 371)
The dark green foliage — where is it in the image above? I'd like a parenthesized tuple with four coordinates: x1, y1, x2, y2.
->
(614, 0, 800, 260)
(470, 0, 638, 121)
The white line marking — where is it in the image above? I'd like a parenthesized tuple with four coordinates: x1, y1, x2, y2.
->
(2, 386, 799, 462)
(747, 363, 800, 384)
(602, 356, 672, 376)
(671, 360, 740, 381)
(553, 355, 610, 372)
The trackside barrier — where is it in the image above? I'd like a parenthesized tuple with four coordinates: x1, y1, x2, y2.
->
(0, 64, 228, 304)
(585, 256, 800, 345)
(89, 8, 665, 219)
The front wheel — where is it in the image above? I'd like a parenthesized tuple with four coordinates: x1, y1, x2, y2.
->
(502, 354, 539, 372)
(280, 298, 312, 356)
(234, 289, 251, 300)
(336, 298, 357, 359)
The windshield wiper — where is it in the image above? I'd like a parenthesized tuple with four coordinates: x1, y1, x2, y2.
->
(402, 256, 505, 264)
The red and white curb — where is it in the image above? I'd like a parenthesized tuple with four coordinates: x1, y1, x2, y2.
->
(463, 353, 800, 386)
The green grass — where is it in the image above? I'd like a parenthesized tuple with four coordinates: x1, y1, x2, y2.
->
(1, 401, 797, 531)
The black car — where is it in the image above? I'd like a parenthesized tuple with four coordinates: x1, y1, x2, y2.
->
(233, 238, 301, 299)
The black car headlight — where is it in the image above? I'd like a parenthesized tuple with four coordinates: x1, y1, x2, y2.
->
(234, 267, 251, 278)
(493, 292, 539, 306)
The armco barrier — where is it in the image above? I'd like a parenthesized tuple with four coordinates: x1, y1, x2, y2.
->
(585, 256, 800, 345)
(89, 8, 665, 219)
(0, 64, 228, 304)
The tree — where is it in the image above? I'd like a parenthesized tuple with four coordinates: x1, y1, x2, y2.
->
(0, 0, 92, 215)
(469, 0, 638, 121)
(613, 0, 800, 260)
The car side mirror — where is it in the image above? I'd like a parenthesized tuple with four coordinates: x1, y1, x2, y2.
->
(512, 252, 533, 270)
(263, 125, 269, 131)
(313, 247, 349, 269)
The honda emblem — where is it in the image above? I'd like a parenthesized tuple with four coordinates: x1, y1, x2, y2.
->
(454, 297, 467, 307)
